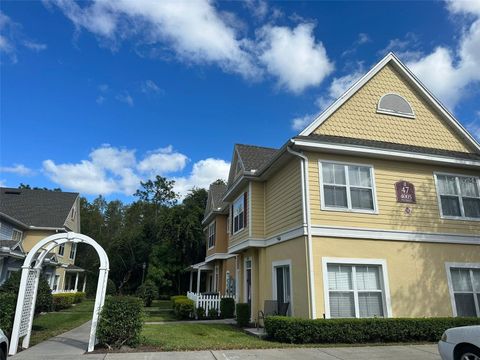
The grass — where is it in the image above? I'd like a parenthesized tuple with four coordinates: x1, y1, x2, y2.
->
(144, 300, 176, 322)
(141, 323, 288, 351)
(30, 300, 94, 346)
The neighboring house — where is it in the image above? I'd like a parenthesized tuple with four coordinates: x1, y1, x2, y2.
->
(189, 53, 480, 322)
(0, 187, 86, 293)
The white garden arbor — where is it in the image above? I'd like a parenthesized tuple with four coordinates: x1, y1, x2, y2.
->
(8, 232, 109, 355)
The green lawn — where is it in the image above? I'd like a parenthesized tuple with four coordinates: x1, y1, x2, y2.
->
(144, 300, 176, 322)
(30, 300, 94, 346)
(141, 323, 288, 351)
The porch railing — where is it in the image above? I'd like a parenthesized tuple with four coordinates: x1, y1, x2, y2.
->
(187, 291, 234, 317)
(52, 289, 79, 294)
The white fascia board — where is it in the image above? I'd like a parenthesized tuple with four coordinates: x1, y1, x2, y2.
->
(299, 53, 480, 152)
(292, 139, 480, 168)
(205, 253, 236, 263)
(311, 225, 479, 245)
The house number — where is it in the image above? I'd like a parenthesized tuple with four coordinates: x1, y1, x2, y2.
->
(395, 181, 416, 203)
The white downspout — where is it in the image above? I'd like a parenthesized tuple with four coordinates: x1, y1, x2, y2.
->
(287, 145, 317, 319)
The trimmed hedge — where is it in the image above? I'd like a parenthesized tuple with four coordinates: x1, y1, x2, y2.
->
(52, 293, 76, 311)
(74, 292, 86, 304)
(136, 280, 158, 307)
(220, 298, 235, 318)
(173, 298, 194, 320)
(97, 296, 144, 349)
(35, 277, 53, 313)
(235, 303, 250, 327)
(265, 316, 480, 344)
(0, 293, 16, 337)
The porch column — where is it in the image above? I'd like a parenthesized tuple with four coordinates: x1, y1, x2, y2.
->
(196, 268, 201, 293)
(74, 273, 79, 292)
(82, 274, 87, 292)
(189, 271, 193, 292)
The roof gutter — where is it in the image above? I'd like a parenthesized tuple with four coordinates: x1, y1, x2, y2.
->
(286, 144, 317, 319)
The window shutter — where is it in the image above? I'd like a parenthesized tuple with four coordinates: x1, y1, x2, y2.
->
(244, 192, 248, 227)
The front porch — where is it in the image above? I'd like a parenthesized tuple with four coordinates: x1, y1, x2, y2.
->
(53, 264, 87, 294)
(186, 261, 215, 293)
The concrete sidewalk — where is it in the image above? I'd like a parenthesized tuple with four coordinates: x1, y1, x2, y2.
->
(12, 320, 442, 360)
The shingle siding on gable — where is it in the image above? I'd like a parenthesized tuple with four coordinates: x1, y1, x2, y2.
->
(313, 64, 473, 153)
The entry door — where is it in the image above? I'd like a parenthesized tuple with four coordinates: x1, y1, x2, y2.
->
(275, 265, 291, 314)
(245, 258, 252, 310)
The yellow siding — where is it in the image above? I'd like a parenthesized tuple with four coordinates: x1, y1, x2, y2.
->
(313, 64, 473, 153)
(250, 182, 265, 238)
(312, 237, 480, 318)
(308, 152, 480, 234)
(206, 215, 228, 256)
(265, 159, 303, 237)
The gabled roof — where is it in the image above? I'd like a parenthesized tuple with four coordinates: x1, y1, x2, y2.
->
(0, 187, 79, 229)
(299, 53, 480, 153)
(235, 144, 278, 172)
(0, 240, 19, 250)
(203, 181, 228, 222)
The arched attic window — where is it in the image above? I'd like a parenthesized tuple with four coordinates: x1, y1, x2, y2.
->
(377, 93, 415, 119)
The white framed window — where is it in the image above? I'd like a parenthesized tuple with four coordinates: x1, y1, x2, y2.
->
(208, 221, 216, 249)
(12, 229, 23, 242)
(69, 243, 77, 260)
(58, 243, 65, 256)
(70, 207, 76, 220)
(434, 173, 480, 221)
(322, 257, 392, 319)
(446, 263, 480, 317)
(233, 194, 245, 234)
(319, 161, 377, 213)
(272, 259, 293, 316)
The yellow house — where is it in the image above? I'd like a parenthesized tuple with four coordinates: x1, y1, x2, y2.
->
(189, 53, 480, 322)
(0, 187, 85, 293)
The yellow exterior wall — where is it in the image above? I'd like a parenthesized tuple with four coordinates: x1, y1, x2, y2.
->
(312, 237, 480, 318)
(313, 64, 473, 153)
(264, 158, 303, 237)
(206, 215, 228, 257)
(250, 182, 265, 238)
(307, 151, 480, 234)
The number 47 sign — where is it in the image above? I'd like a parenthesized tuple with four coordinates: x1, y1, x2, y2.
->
(395, 181, 416, 203)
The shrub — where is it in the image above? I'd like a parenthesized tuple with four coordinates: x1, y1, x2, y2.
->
(74, 292, 86, 304)
(173, 298, 194, 320)
(35, 276, 53, 313)
(0, 293, 16, 337)
(170, 295, 187, 309)
(208, 308, 218, 318)
(220, 298, 235, 318)
(196, 306, 205, 319)
(136, 280, 158, 307)
(235, 303, 250, 327)
(106, 279, 117, 295)
(52, 293, 76, 311)
(264, 316, 480, 344)
(97, 296, 144, 349)
(0, 271, 21, 294)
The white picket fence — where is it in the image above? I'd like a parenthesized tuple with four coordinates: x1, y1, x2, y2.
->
(187, 291, 234, 317)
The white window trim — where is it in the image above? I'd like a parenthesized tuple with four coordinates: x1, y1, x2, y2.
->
(272, 259, 294, 316)
(322, 257, 392, 319)
(233, 193, 246, 235)
(445, 262, 480, 317)
(377, 93, 415, 119)
(319, 160, 379, 214)
(434, 172, 480, 222)
(57, 243, 65, 257)
(208, 221, 216, 250)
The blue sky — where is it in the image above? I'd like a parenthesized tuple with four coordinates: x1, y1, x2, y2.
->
(1, 0, 479, 201)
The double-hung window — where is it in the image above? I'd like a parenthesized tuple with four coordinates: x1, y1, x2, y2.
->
(435, 174, 480, 220)
(58, 243, 65, 256)
(321, 162, 376, 212)
(447, 264, 480, 317)
(233, 194, 245, 233)
(69, 243, 77, 260)
(12, 229, 23, 242)
(208, 222, 216, 249)
(324, 259, 390, 318)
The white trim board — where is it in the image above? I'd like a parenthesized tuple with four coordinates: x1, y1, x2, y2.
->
(205, 253, 236, 263)
(321, 257, 393, 319)
(311, 225, 479, 245)
(445, 262, 480, 317)
(299, 53, 480, 153)
(228, 226, 306, 253)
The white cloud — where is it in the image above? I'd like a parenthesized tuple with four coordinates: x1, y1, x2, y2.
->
(138, 146, 188, 175)
(173, 158, 230, 198)
(140, 79, 162, 95)
(0, 164, 34, 176)
(406, 3, 480, 110)
(22, 40, 47, 52)
(257, 23, 334, 93)
(291, 114, 314, 131)
(42, 144, 228, 197)
(116, 92, 134, 106)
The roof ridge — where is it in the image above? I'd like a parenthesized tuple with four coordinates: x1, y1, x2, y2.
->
(235, 143, 278, 151)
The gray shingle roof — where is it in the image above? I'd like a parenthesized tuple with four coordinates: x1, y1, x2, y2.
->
(236, 144, 278, 172)
(0, 240, 18, 249)
(204, 182, 228, 218)
(299, 134, 480, 160)
(0, 187, 78, 229)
